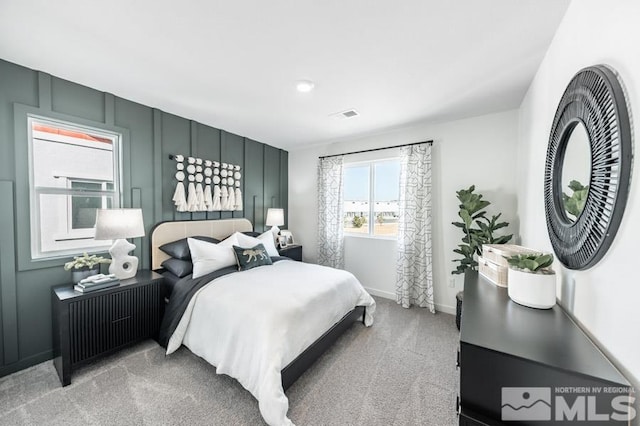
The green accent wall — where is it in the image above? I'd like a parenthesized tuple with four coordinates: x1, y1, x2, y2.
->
(0, 58, 288, 377)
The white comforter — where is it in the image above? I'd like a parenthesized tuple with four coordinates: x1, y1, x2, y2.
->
(166, 260, 376, 426)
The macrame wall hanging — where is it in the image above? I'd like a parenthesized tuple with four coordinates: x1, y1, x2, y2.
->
(170, 154, 243, 212)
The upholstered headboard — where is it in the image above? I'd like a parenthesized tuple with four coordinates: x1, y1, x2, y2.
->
(150, 218, 253, 270)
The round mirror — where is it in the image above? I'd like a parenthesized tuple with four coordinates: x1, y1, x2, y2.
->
(544, 65, 632, 270)
(560, 122, 591, 223)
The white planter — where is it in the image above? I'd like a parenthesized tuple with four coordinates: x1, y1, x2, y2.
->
(70, 266, 99, 284)
(507, 268, 556, 309)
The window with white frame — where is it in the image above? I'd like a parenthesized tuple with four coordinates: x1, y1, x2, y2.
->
(343, 159, 401, 237)
(28, 116, 122, 260)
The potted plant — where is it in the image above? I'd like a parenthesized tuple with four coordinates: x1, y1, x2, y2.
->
(452, 185, 513, 274)
(505, 253, 556, 309)
(64, 253, 111, 283)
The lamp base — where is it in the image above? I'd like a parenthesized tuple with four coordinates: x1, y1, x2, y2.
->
(108, 239, 138, 280)
(269, 225, 280, 244)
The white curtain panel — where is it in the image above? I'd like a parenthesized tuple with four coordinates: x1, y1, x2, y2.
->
(317, 156, 345, 269)
(396, 144, 434, 312)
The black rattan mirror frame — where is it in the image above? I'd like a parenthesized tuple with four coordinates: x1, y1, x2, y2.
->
(544, 65, 632, 270)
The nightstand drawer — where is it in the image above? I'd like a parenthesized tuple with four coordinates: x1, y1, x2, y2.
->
(67, 284, 162, 365)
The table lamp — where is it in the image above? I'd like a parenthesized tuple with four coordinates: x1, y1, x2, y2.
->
(265, 208, 285, 238)
(94, 208, 145, 279)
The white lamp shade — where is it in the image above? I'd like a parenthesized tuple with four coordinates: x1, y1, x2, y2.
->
(94, 209, 145, 240)
(265, 208, 285, 227)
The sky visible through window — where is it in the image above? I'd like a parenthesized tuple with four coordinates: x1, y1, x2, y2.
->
(344, 161, 400, 201)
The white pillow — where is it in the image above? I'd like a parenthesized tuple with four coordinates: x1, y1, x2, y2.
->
(235, 231, 280, 258)
(188, 234, 239, 279)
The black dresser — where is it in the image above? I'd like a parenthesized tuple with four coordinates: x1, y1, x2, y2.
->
(459, 271, 633, 425)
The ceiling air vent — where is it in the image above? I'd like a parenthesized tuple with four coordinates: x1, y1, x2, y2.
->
(330, 109, 360, 119)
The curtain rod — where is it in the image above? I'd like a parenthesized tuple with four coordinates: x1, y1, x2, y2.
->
(318, 140, 433, 160)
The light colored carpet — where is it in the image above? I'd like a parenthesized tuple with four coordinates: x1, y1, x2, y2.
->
(0, 297, 459, 425)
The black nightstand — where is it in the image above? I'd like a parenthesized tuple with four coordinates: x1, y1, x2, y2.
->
(278, 244, 303, 261)
(51, 270, 164, 386)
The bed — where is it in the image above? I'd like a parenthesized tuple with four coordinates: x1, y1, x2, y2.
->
(150, 218, 376, 426)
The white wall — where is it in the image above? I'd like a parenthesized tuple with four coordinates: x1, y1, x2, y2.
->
(517, 0, 640, 385)
(289, 109, 519, 313)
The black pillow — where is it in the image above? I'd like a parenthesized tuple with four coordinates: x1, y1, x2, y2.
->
(161, 258, 193, 278)
(242, 231, 261, 238)
(160, 236, 220, 260)
(233, 244, 273, 271)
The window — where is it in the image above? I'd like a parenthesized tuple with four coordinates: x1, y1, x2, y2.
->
(28, 116, 122, 259)
(343, 159, 401, 237)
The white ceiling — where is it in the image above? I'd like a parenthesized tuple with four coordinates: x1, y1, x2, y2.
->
(0, 0, 570, 150)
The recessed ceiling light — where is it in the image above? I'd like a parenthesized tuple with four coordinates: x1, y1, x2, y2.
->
(296, 80, 315, 93)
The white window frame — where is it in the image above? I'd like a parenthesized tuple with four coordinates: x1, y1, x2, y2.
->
(343, 157, 400, 239)
(27, 115, 123, 260)
(65, 179, 114, 239)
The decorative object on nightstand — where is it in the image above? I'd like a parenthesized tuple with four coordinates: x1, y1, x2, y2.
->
(63, 252, 111, 283)
(94, 208, 145, 280)
(278, 244, 302, 262)
(280, 230, 294, 246)
(73, 273, 120, 293)
(266, 208, 285, 235)
(478, 244, 539, 288)
(51, 270, 164, 386)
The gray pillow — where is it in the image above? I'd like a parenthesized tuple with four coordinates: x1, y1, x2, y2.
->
(233, 244, 273, 271)
(160, 236, 220, 260)
(161, 258, 192, 278)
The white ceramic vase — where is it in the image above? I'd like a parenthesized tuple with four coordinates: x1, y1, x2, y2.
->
(507, 268, 556, 309)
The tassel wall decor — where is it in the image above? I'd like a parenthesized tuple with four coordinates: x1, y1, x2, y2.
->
(170, 154, 243, 212)
(172, 155, 188, 211)
(220, 185, 229, 210)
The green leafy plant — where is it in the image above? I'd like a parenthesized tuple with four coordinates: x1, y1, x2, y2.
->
(64, 253, 111, 271)
(505, 253, 554, 274)
(562, 180, 589, 219)
(352, 215, 366, 228)
(452, 185, 513, 275)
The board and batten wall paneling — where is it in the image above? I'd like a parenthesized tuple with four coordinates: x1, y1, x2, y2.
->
(161, 112, 191, 222)
(115, 97, 155, 270)
(131, 187, 144, 267)
(0, 181, 18, 366)
(51, 77, 105, 123)
(244, 139, 266, 231)
(195, 123, 222, 221)
(264, 145, 282, 228)
(0, 58, 288, 377)
(189, 122, 206, 222)
(221, 131, 245, 220)
(0, 61, 38, 182)
(280, 150, 289, 228)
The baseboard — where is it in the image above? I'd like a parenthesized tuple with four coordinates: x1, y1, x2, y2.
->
(0, 350, 53, 378)
(364, 287, 456, 315)
(364, 287, 395, 300)
(435, 303, 456, 315)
